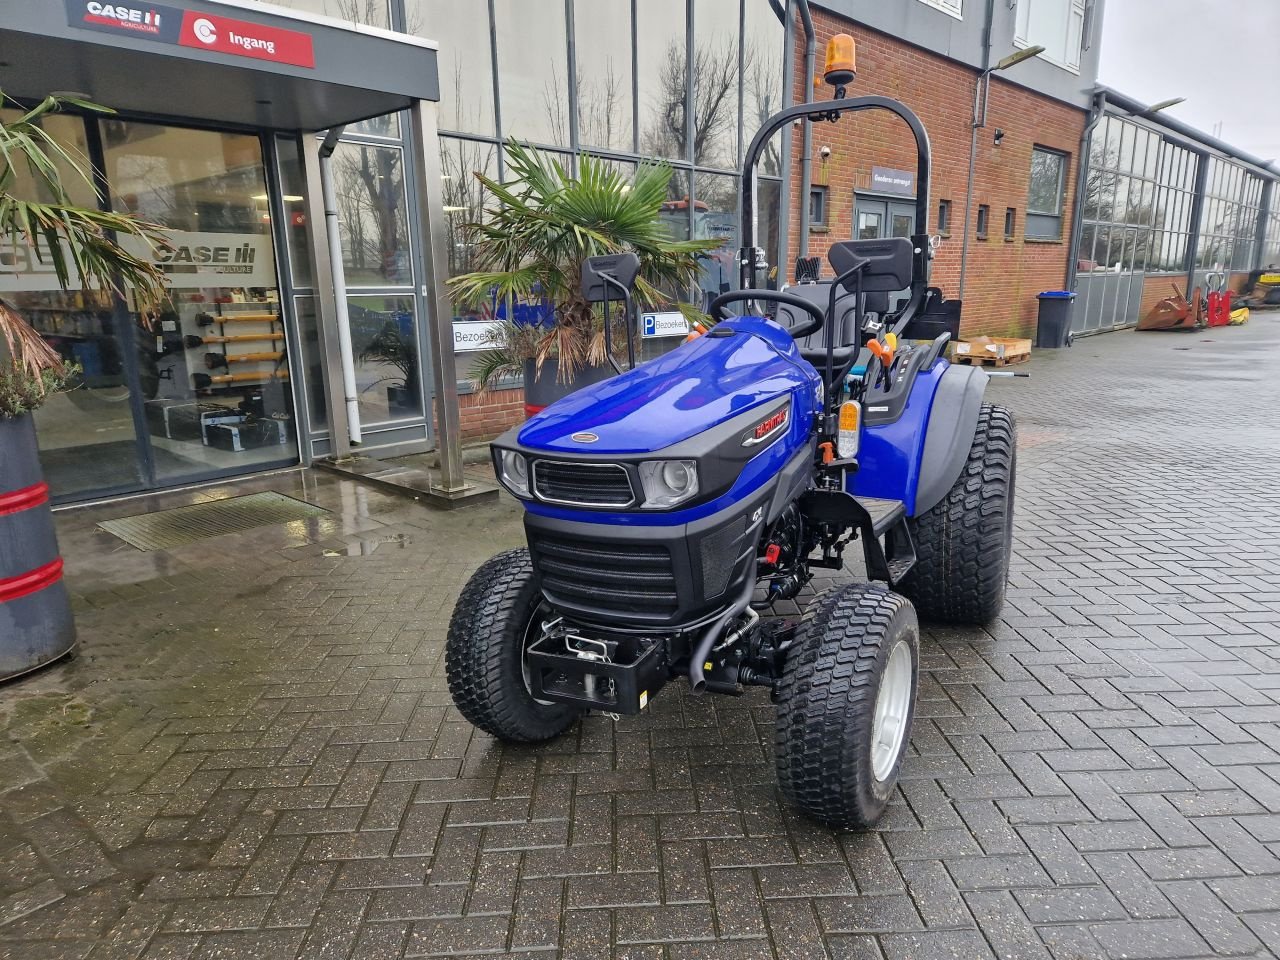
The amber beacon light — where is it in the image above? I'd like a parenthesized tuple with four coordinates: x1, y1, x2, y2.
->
(823, 34, 857, 88)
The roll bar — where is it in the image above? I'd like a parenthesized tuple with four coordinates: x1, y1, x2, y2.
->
(739, 95, 933, 298)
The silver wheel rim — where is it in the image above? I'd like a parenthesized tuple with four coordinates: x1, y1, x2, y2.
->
(870, 640, 912, 782)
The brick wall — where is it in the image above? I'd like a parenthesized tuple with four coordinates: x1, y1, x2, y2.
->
(787, 11, 1087, 340)
(434, 387, 525, 444)
(1140, 274, 1183, 323)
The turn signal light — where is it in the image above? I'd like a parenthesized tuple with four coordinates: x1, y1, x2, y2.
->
(837, 401, 861, 459)
(824, 34, 857, 87)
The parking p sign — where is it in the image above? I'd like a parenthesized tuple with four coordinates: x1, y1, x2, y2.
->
(641, 311, 690, 339)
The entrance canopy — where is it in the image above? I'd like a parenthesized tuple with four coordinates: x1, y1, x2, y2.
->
(1, 0, 438, 131)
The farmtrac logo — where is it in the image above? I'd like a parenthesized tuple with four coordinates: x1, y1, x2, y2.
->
(82, 2, 166, 34)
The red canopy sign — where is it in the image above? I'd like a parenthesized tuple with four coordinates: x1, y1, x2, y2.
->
(178, 10, 315, 68)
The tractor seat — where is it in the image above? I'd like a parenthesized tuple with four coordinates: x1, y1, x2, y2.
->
(776, 285, 893, 375)
(776, 238, 915, 381)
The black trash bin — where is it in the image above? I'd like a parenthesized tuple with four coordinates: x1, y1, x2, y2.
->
(1035, 291, 1076, 348)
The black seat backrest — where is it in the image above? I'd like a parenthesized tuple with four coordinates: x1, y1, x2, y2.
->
(775, 282, 859, 351)
(864, 291, 890, 316)
(828, 238, 914, 292)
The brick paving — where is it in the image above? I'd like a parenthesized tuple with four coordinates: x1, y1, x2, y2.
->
(4, 321, 1280, 959)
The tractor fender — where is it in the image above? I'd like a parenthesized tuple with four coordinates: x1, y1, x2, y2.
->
(913, 364, 989, 515)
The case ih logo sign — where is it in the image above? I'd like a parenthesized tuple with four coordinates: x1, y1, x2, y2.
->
(66, 1, 182, 40)
(66, 1, 315, 68)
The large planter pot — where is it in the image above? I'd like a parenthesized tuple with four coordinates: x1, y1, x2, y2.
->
(522, 358, 616, 417)
(0, 414, 76, 681)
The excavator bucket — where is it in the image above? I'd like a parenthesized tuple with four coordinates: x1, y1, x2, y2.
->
(1138, 284, 1201, 331)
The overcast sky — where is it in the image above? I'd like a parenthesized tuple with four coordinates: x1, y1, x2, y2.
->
(1098, 0, 1280, 161)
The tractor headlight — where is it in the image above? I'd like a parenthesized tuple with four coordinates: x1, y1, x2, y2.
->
(638, 459, 699, 509)
(497, 449, 531, 498)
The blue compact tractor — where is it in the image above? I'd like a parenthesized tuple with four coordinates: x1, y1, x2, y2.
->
(447, 36, 1016, 829)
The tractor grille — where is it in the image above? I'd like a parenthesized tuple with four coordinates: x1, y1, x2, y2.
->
(532, 460, 635, 508)
(532, 536, 678, 616)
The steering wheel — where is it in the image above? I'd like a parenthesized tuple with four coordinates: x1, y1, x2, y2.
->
(706, 290, 826, 341)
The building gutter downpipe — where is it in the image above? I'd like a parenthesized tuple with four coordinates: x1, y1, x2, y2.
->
(958, 0, 996, 302)
(318, 127, 362, 447)
(795, 0, 815, 270)
(1066, 90, 1106, 292)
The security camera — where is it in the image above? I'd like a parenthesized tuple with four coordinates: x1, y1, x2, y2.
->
(819, 145, 832, 159)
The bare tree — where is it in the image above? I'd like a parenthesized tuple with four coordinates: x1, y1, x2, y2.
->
(641, 39, 738, 181)
(333, 144, 406, 283)
(272, 0, 387, 27)
(576, 61, 629, 152)
(744, 39, 782, 176)
(440, 139, 496, 279)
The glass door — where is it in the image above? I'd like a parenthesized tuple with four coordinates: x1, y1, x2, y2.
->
(100, 119, 297, 488)
(854, 196, 916, 309)
(1, 109, 146, 499)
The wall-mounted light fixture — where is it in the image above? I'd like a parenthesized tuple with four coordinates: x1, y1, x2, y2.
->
(993, 129, 1005, 147)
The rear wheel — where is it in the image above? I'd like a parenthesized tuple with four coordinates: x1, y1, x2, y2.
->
(446, 549, 582, 743)
(775, 583, 919, 830)
(898, 403, 1016, 625)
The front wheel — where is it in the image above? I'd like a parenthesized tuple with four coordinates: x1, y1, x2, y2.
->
(775, 583, 919, 830)
(898, 403, 1016, 625)
(445, 549, 582, 743)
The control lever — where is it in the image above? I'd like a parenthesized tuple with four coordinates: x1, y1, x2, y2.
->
(866, 332, 899, 390)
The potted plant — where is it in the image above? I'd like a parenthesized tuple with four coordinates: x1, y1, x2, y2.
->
(1, 92, 169, 679)
(356, 311, 419, 413)
(449, 142, 718, 408)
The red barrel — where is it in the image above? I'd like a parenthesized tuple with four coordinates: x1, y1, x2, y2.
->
(0, 413, 76, 680)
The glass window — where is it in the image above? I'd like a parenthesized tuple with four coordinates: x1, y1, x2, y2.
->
(757, 178, 782, 287)
(102, 119, 296, 486)
(348, 295, 421, 423)
(494, 0, 570, 146)
(0, 110, 144, 500)
(293, 295, 327, 431)
(575, 0, 635, 152)
(976, 205, 989, 239)
(1015, 0, 1086, 70)
(330, 141, 412, 286)
(692, 172, 738, 310)
(918, 0, 962, 15)
(405, 0, 495, 136)
(1027, 146, 1066, 239)
(693, 0, 740, 170)
(1004, 207, 1016, 240)
(809, 186, 827, 226)
(1090, 226, 1109, 271)
(346, 113, 400, 140)
(249, 0, 388, 28)
(638, 0, 689, 163)
(938, 199, 952, 234)
(440, 137, 499, 280)
(1117, 121, 1134, 174)
(275, 135, 312, 288)
(744, 0, 785, 177)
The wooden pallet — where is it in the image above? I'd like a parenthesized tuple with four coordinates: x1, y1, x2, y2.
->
(954, 351, 1030, 367)
(953, 336, 1031, 367)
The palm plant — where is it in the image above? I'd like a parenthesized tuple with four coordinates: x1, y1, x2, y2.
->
(449, 141, 720, 388)
(0, 92, 170, 417)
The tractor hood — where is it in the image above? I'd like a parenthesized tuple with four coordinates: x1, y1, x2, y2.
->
(516, 316, 818, 455)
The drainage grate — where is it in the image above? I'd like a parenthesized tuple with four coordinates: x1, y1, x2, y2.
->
(98, 492, 330, 551)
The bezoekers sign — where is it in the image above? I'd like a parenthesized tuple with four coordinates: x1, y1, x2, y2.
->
(65, 0, 315, 68)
